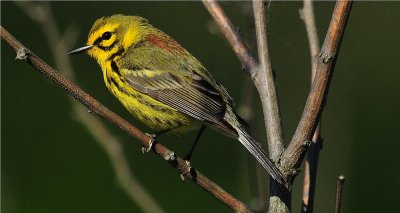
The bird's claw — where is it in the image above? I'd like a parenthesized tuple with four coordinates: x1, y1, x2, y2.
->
(180, 159, 193, 182)
(142, 133, 156, 153)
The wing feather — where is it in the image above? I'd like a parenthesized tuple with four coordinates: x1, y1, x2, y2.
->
(124, 70, 226, 125)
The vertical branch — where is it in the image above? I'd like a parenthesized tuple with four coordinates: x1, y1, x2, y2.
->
(252, 0, 284, 160)
(299, 0, 322, 212)
(300, 0, 320, 77)
(335, 175, 346, 213)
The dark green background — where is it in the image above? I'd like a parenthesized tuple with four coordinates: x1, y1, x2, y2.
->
(2, 1, 400, 212)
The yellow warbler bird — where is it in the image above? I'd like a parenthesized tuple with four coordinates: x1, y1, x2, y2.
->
(69, 14, 284, 183)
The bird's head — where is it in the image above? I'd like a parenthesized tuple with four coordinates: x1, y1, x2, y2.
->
(68, 15, 150, 62)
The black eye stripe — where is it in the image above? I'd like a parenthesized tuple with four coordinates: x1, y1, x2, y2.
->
(93, 37, 102, 46)
(98, 39, 119, 51)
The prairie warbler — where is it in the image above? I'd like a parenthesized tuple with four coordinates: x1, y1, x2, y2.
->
(69, 15, 284, 183)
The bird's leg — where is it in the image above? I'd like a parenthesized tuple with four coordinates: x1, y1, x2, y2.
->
(180, 125, 206, 181)
(142, 129, 171, 153)
(184, 125, 207, 162)
(183, 125, 207, 168)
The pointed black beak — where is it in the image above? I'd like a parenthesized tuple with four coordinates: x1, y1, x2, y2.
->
(68, 45, 93, 55)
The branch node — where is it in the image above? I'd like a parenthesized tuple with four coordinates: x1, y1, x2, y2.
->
(319, 52, 334, 64)
(16, 47, 31, 60)
(250, 67, 258, 80)
(163, 150, 176, 161)
(302, 140, 312, 148)
(235, 26, 243, 37)
(87, 109, 97, 115)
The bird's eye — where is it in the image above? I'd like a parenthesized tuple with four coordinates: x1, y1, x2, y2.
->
(102, 32, 112, 40)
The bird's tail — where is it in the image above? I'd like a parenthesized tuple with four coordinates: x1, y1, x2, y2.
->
(237, 126, 284, 183)
(222, 107, 284, 183)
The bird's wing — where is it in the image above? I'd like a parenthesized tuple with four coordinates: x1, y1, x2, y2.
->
(122, 68, 234, 131)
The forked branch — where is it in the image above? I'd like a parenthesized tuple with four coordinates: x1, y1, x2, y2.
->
(203, 0, 284, 161)
(281, 0, 353, 176)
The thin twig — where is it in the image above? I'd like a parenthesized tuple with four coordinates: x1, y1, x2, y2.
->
(1, 26, 253, 213)
(335, 175, 346, 213)
(300, 0, 320, 77)
(299, 0, 322, 212)
(281, 0, 353, 176)
(252, 0, 284, 161)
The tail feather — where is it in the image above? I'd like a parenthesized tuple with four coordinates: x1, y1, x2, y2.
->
(218, 107, 284, 183)
(237, 127, 284, 184)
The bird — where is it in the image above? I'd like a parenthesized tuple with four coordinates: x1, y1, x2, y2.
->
(68, 14, 284, 183)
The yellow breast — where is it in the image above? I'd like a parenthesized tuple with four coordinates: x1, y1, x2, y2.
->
(101, 60, 194, 131)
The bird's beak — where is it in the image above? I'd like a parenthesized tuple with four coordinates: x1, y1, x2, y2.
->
(68, 45, 93, 55)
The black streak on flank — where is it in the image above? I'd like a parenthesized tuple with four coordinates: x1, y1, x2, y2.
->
(110, 77, 129, 95)
(111, 60, 122, 76)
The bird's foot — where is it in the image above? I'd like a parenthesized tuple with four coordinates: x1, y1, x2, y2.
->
(142, 133, 157, 153)
(180, 158, 193, 182)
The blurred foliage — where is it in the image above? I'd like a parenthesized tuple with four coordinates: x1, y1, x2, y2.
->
(2, 1, 400, 213)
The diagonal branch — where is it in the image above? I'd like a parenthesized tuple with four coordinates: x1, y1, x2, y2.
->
(203, 0, 258, 74)
(1, 26, 253, 213)
(203, 0, 284, 161)
(281, 0, 353, 176)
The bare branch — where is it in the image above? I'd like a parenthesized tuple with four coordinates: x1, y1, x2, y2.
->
(1, 26, 253, 213)
(281, 0, 353, 176)
(202, 0, 258, 74)
(252, 0, 284, 160)
(299, 0, 322, 212)
(299, 0, 320, 77)
(335, 175, 346, 213)
(301, 125, 322, 213)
